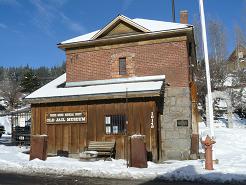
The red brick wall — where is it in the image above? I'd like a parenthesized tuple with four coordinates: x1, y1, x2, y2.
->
(66, 40, 189, 87)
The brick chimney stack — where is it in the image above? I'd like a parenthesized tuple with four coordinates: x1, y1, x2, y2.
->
(180, 10, 188, 24)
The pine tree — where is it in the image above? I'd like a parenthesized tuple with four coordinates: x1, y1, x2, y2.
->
(20, 69, 40, 93)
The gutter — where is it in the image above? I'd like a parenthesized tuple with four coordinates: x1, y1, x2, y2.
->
(26, 90, 162, 104)
(57, 26, 193, 50)
(66, 75, 165, 87)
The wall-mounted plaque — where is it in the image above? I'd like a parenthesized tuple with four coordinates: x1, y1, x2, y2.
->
(46, 112, 87, 124)
(106, 126, 111, 134)
(177, 120, 188, 127)
(105, 116, 111, 125)
(113, 126, 118, 134)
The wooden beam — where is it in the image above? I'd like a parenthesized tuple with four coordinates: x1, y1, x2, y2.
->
(27, 91, 161, 104)
(59, 27, 192, 51)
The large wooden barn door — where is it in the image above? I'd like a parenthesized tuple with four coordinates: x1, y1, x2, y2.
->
(45, 105, 88, 154)
(130, 101, 158, 162)
(47, 123, 87, 154)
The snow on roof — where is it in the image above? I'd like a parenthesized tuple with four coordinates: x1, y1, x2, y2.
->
(26, 74, 164, 100)
(60, 15, 189, 44)
(215, 99, 227, 109)
(61, 30, 99, 44)
(11, 105, 31, 114)
(66, 75, 165, 87)
(132, 18, 188, 32)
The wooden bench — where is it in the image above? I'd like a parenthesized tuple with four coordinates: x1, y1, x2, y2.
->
(86, 141, 116, 159)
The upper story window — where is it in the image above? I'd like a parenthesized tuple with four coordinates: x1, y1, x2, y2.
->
(119, 58, 126, 75)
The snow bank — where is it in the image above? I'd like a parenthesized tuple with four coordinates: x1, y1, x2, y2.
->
(0, 145, 206, 181)
(232, 114, 246, 128)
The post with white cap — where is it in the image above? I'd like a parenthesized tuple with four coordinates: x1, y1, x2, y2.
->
(199, 0, 217, 165)
(198, 0, 214, 138)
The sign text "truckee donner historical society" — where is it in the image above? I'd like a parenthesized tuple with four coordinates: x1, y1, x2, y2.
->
(46, 112, 87, 124)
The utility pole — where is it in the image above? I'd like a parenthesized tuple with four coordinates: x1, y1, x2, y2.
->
(236, 32, 240, 70)
(198, 0, 215, 138)
(172, 0, 176, 22)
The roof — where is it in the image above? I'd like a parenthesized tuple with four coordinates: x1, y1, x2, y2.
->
(26, 74, 165, 103)
(11, 105, 31, 114)
(228, 45, 246, 63)
(60, 15, 190, 45)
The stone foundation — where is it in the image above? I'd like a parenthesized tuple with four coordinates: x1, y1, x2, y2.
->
(160, 87, 192, 160)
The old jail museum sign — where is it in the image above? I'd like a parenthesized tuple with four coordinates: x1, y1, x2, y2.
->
(46, 112, 87, 124)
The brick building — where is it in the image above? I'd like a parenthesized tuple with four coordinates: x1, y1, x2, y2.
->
(227, 45, 246, 72)
(27, 12, 199, 161)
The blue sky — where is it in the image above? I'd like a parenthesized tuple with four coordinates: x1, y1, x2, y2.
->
(0, 0, 245, 68)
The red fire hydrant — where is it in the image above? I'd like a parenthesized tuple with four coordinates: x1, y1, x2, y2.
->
(202, 135, 216, 170)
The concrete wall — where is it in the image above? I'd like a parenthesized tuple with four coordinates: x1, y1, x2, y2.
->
(160, 87, 192, 160)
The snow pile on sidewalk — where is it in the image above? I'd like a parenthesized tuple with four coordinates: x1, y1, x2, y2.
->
(0, 116, 246, 183)
(231, 114, 246, 128)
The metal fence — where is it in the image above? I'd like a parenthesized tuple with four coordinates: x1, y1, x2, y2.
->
(12, 126, 31, 146)
(11, 110, 31, 146)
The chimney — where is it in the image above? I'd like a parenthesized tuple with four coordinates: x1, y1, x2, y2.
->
(180, 10, 188, 24)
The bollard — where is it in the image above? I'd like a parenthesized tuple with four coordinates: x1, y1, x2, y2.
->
(129, 135, 148, 168)
(202, 135, 216, 170)
(30, 135, 48, 161)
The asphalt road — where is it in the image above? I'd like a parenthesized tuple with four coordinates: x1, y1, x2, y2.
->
(0, 172, 242, 185)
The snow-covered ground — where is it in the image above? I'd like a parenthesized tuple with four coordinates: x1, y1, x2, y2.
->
(0, 115, 245, 183)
